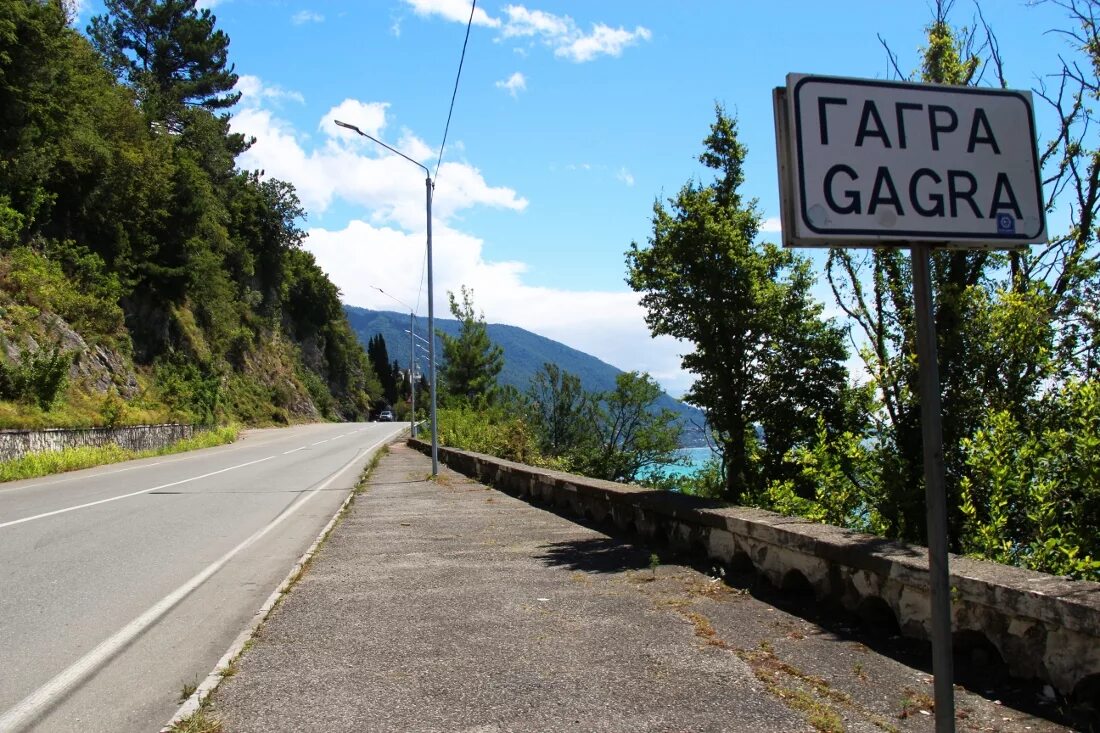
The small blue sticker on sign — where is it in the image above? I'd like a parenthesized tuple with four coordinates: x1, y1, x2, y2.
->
(997, 214, 1016, 235)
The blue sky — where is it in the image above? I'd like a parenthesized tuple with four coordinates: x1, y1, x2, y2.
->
(79, 1, 1081, 396)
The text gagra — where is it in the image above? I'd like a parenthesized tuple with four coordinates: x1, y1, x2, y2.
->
(816, 97, 1023, 221)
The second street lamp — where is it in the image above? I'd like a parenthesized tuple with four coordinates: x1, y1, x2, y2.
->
(335, 119, 439, 476)
(369, 285, 418, 438)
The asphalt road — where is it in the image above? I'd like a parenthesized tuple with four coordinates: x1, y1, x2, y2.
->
(0, 421, 403, 733)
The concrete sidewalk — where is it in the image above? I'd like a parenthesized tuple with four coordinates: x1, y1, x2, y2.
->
(206, 443, 1069, 732)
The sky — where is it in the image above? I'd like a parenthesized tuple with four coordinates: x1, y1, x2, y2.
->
(79, 0, 1084, 397)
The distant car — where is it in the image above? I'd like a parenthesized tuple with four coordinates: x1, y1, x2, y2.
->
(378, 410, 394, 422)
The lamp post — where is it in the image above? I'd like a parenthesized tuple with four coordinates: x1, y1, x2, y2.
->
(370, 286, 418, 438)
(335, 119, 439, 476)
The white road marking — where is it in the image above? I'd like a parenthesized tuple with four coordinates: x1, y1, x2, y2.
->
(0, 433, 389, 733)
(0, 425, 349, 495)
(0, 425, 390, 528)
(0, 458, 176, 494)
(310, 439, 330, 446)
(0, 456, 275, 529)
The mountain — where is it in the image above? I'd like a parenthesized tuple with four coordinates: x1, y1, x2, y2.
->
(343, 306, 708, 446)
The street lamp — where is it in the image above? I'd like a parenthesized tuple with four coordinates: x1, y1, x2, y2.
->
(335, 119, 439, 476)
(370, 286, 418, 439)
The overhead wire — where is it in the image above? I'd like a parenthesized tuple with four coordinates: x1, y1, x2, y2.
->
(433, 0, 477, 182)
(408, 1, 475, 332)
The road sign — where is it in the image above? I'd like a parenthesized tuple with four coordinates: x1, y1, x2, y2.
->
(774, 74, 1046, 247)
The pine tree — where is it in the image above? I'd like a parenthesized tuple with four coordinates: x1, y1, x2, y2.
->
(626, 106, 850, 503)
(439, 286, 504, 405)
(89, 0, 240, 128)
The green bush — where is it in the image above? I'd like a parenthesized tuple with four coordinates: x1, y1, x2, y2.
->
(960, 380, 1100, 581)
(5, 245, 124, 341)
(437, 405, 552, 468)
(154, 358, 220, 424)
(0, 347, 72, 410)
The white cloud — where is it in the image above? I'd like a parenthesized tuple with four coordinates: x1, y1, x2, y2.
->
(760, 217, 783, 232)
(235, 75, 305, 106)
(402, 0, 500, 27)
(495, 72, 527, 97)
(617, 168, 635, 187)
(231, 91, 525, 230)
(291, 10, 324, 24)
(306, 219, 692, 395)
(230, 77, 693, 397)
(321, 99, 390, 139)
(403, 2, 651, 63)
(500, 5, 651, 63)
(555, 23, 652, 63)
(501, 5, 571, 38)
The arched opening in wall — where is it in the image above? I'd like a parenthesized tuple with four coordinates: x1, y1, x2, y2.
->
(1072, 674, 1100, 723)
(952, 630, 1005, 673)
(729, 551, 755, 574)
(690, 539, 711, 564)
(856, 596, 900, 637)
(780, 569, 815, 599)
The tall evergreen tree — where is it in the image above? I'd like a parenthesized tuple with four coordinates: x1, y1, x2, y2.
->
(89, 0, 240, 128)
(439, 286, 504, 405)
(526, 362, 591, 457)
(626, 106, 850, 503)
(366, 334, 396, 405)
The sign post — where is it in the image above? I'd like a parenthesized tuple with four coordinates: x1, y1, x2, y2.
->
(774, 74, 1047, 733)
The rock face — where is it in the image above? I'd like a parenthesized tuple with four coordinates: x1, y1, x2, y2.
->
(1, 310, 140, 399)
(42, 312, 141, 398)
(241, 343, 320, 421)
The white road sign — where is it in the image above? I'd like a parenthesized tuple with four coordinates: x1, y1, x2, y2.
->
(774, 74, 1046, 248)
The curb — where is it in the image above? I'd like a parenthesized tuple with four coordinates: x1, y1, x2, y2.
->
(160, 436, 397, 731)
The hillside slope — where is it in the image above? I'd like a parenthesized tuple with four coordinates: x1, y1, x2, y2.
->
(0, 3, 379, 428)
(344, 306, 707, 445)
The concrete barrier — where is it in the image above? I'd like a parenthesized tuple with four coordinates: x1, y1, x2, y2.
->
(0, 424, 197, 462)
(408, 438, 1100, 701)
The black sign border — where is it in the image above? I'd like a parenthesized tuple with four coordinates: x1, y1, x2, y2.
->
(791, 75, 1046, 242)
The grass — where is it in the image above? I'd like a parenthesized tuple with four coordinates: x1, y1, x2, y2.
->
(179, 680, 198, 703)
(898, 688, 935, 719)
(0, 424, 240, 482)
(168, 698, 223, 733)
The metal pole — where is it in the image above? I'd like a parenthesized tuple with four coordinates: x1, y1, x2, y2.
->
(426, 177, 439, 476)
(409, 311, 417, 438)
(910, 243, 956, 733)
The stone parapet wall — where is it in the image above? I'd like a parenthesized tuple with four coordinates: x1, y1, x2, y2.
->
(0, 424, 196, 462)
(408, 438, 1100, 700)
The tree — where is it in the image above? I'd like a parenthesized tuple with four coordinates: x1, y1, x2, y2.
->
(365, 334, 397, 406)
(438, 286, 504, 405)
(824, 2, 1100, 547)
(626, 106, 851, 503)
(579, 371, 683, 484)
(89, 0, 240, 128)
(526, 363, 592, 457)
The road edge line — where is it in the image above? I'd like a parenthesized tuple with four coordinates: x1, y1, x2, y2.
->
(160, 433, 401, 732)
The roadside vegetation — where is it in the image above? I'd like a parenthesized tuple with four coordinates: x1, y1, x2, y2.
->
(0, 0, 382, 434)
(0, 425, 239, 483)
(431, 287, 685, 483)
(436, 2, 1100, 582)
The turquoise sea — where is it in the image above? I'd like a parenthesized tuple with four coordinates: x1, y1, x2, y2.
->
(652, 446, 717, 479)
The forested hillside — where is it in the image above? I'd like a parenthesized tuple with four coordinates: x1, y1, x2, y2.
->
(343, 306, 708, 444)
(0, 0, 380, 428)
